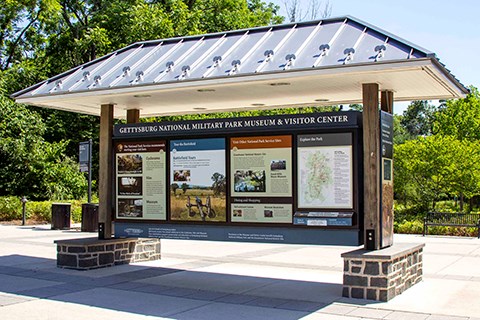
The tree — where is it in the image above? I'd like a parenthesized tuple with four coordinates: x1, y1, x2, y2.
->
(283, 0, 331, 22)
(348, 104, 363, 112)
(433, 87, 480, 141)
(181, 183, 189, 194)
(171, 183, 179, 195)
(0, 94, 87, 199)
(393, 114, 414, 145)
(0, 0, 61, 71)
(0, 0, 285, 202)
(211, 172, 226, 196)
(400, 100, 437, 137)
(394, 135, 480, 210)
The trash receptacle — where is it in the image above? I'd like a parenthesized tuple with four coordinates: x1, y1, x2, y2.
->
(81, 203, 99, 232)
(51, 203, 71, 230)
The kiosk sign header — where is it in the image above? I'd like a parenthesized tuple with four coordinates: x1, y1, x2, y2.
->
(114, 112, 360, 137)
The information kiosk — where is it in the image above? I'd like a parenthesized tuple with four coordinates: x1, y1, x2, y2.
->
(114, 112, 363, 245)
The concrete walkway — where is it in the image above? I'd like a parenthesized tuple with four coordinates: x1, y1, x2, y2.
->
(0, 224, 479, 320)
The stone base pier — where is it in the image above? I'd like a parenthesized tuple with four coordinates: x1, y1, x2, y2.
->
(342, 243, 424, 301)
(55, 237, 161, 270)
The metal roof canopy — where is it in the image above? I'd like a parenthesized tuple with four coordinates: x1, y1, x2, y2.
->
(12, 16, 468, 118)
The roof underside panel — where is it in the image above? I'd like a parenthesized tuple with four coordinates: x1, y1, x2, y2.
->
(13, 16, 468, 117)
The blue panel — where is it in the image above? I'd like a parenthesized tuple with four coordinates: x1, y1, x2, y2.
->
(293, 217, 353, 226)
(170, 138, 225, 151)
(115, 222, 361, 245)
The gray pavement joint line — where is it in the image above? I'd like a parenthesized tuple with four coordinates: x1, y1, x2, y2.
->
(424, 274, 479, 281)
(343, 305, 474, 320)
(163, 252, 343, 271)
(163, 300, 216, 318)
(1, 239, 59, 248)
(431, 255, 464, 275)
(224, 245, 306, 259)
(232, 278, 284, 296)
(345, 306, 394, 319)
(425, 252, 480, 258)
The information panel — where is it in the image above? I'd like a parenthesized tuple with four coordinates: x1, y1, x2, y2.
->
(230, 135, 293, 223)
(170, 138, 226, 222)
(115, 141, 167, 220)
(381, 111, 394, 247)
(297, 133, 353, 209)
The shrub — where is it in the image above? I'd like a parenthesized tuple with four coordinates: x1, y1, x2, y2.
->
(26, 201, 52, 222)
(0, 196, 90, 223)
(394, 219, 424, 234)
(0, 197, 21, 220)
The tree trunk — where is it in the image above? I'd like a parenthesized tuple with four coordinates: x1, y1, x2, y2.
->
(459, 193, 464, 212)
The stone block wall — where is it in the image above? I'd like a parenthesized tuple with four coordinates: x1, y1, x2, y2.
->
(342, 243, 424, 301)
(55, 237, 161, 270)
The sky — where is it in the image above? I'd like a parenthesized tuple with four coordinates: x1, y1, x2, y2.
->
(271, 0, 480, 114)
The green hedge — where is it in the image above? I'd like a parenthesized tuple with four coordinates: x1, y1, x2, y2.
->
(0, 197, 87, 223)
(0, 197, 21, 220)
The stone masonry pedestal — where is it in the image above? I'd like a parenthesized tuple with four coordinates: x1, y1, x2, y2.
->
(55, 237, 161, 270)
(342, 243, 424, 301)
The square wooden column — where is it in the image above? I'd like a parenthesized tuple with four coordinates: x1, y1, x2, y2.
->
(362, 83, 380, 250)
(381, 91, 394, 113)
(99, 104, 114, 239)
(127, 109, 140, 124)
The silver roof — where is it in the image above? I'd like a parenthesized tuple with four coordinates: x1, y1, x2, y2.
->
(12, 16, 468, 118)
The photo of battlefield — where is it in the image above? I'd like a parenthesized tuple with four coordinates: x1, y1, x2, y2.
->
(170, 172, 226, 222)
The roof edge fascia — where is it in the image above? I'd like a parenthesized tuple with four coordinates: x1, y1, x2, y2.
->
(14, 58, 466, 106)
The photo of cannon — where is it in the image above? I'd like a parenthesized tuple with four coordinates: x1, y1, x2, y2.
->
(186, 196, 216, 221)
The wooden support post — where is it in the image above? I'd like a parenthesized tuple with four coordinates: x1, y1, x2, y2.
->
(126, 109, 140, 124)
(363, 83, 380, 250)
(381, 91, 394, 113)
(99, 104, 114, 239)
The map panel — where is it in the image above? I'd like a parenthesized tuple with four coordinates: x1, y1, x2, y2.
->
(297, 133, 353, 209)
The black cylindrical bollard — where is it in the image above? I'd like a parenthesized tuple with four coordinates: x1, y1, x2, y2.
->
(21, 196, 28, 226)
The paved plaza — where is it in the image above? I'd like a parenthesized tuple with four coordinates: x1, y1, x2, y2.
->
(0, 224, 479, 320)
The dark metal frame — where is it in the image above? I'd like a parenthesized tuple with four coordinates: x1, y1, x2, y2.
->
(423, 212, 480, 238)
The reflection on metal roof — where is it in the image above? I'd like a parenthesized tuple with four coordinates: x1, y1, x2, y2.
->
(14, 16, 440, 99)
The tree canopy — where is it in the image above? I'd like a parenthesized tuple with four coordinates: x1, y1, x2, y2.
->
(394, 89, 480, 211)
(0, 0, 284, 200)
(433, 87, 480, 141)
(1, 0, 283, 76)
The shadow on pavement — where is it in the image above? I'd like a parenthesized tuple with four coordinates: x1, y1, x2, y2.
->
(0, 254, 363, 319)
